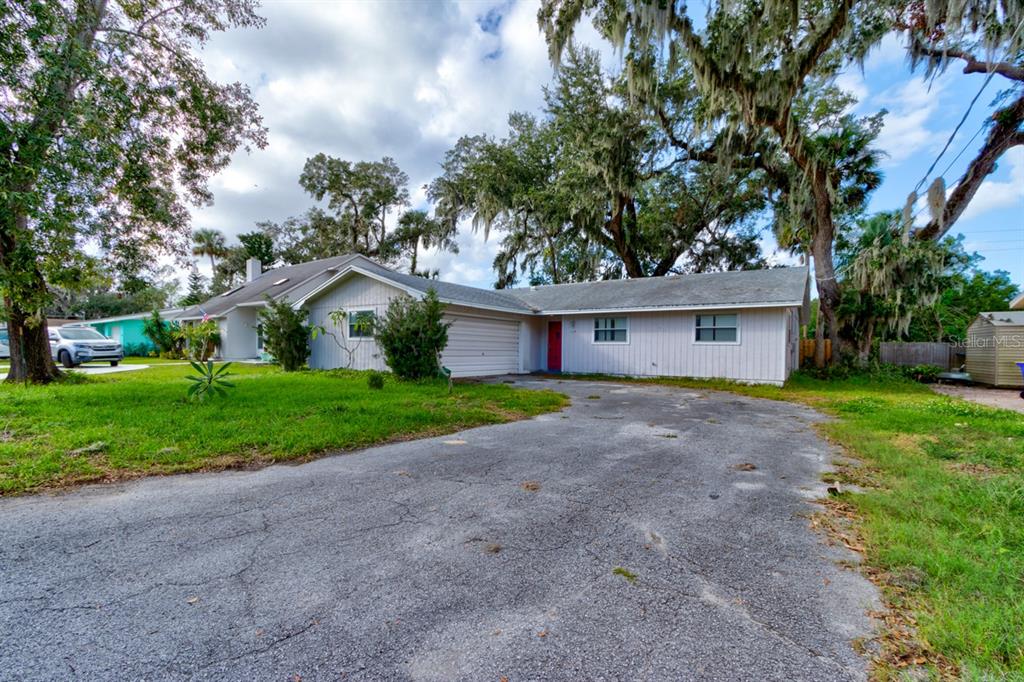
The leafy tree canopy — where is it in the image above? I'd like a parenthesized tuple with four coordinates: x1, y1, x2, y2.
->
(429, 45, 770, 288)
(906, 267, 1020, 342)
(238, 230, 275, 266)
(1, 0, 267, 382)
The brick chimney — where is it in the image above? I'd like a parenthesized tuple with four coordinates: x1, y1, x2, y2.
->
(245, 257, 262, 283)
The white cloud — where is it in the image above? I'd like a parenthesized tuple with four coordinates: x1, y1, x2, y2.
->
(958, 147, 1024, 222)
(872, 75, 953, 166)
(186, 0, 618, 289)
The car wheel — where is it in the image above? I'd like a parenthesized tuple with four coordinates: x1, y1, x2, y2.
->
(110, 361, 119, 367)
(58, 350, 75, 368)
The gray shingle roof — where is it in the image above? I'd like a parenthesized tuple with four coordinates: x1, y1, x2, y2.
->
(348, 257, 534, 312)
(178, 253, 807, 319)
(506, 267, 809, 312)
(978, 311, 1024, 326)
(175, 255, 358, 319)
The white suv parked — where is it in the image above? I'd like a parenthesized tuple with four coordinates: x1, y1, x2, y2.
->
(49, 326, 123, 368)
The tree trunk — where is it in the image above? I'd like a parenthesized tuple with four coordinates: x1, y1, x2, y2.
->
(409, 239, 418, 274)
(0, 0, 106, 384)
(5, 305, 59, 383)
(857, 318, 875, 367)
(546, 235, 560, 283)
(810, 224, 842, 368)
(1, 207, 60, 383)
(777, 122, 842, 367)
(605, 195, 645, 278)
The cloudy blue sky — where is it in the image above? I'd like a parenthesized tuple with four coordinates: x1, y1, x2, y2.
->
(189, 0, 1023, 291)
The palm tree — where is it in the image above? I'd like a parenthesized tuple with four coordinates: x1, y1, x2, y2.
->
(192, 228, 227, 271)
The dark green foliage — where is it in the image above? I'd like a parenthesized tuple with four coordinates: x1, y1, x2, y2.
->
(367, 371, 385, 390)
(238, 230, 275, 266)
(899, 364, 942, 384)
(185, 361, 235, 401)
(257, 297, 311, 372)
(121, 343, 150, 358)
(1, 1, 266, 382)
(907, 269, 1019, 342)
(429, 46, 768, 286)
(142, 310, 182, 356)
(375, 289, 451, 380)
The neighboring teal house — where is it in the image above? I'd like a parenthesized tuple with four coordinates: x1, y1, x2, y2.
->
(87, 309, 183, 356)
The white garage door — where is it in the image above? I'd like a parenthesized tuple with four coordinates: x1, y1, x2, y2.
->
(442, 315, 520, 377)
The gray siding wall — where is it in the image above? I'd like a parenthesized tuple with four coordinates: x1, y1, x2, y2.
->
(217, 307, 260, 360)
(306, 275, 534, 377)
(966, 318, 1024, 387)
(965, 319, 997, 385)
(557, 307, 791, 385)
(307, 275, 398, 371)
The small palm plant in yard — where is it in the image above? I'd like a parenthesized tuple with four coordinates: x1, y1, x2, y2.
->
(185, 361, 235, 401)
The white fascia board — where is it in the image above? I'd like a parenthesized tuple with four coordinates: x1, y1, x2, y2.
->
(435, 299, 534, 316)
(290, 267, 422, 309)
(538, 301, 802, 316)
(175, 311, 228, 321)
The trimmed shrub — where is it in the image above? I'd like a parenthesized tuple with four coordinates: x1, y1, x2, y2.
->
(375, 289, 451, 380)
(121, 342, 151, 357)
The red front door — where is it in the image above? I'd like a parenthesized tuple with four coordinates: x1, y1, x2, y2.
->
(547, 321, 562, 372)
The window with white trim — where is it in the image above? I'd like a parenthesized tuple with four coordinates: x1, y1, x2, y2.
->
(594, 317, 628, 343)
(348, 310, 376, 338)
(695, 314, 738, 342)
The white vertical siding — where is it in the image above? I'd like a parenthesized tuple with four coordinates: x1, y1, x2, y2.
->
(523, 317, 548, 372)
(305, 277, 531, 377)
(217, 308, 260, 360)
(307, 275, 399, 371)
(559, 308, 791, 385)
(440, 311, 520, 377)
(785, 308, 800, 376)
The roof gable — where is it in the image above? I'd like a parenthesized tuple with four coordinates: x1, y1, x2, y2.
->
(175, 255, 358, 319)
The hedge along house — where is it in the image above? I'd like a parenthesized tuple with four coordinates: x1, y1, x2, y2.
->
(965, 311, 1024, 388)
(178, 254, 809, 384)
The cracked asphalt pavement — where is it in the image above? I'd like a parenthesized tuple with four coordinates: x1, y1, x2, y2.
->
(0, 378, 879, 681)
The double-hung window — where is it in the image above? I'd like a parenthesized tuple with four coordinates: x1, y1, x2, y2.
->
(348, 310, 376, 338)
(594, 317, 628, 343)
(695, 314, 738, 343)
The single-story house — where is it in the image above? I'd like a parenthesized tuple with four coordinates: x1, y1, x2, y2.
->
(178, 254, 810, 385)
(965, 311, 1024, 388)
(86, 309, 184, 354)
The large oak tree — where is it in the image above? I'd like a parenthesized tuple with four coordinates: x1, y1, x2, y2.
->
(1, 0, 267, 382)
(538, 0, 1022, 366)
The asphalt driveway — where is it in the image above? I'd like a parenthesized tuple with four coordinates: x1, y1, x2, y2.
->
(0, 378, 878, 681)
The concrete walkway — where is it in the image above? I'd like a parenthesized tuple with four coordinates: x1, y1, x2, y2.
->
(0, 378, 879, 681)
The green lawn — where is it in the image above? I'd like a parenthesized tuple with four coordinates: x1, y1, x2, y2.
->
(555, 372, 1024, 679)
(119, 356, 191, 365)
(0, 365, 567, 495)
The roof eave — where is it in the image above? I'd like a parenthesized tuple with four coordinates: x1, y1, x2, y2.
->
(536, 300, 804, 316)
